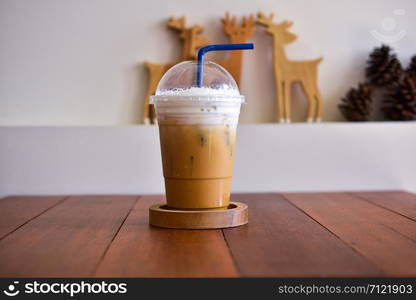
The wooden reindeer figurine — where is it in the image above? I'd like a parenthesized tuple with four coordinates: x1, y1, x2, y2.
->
(143, 16, 209, 124)
(216, 13, 256, 84)
(257, 12, 324, 123)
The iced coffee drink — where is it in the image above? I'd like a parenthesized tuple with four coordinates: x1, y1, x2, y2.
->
(151, 61, 244, 209)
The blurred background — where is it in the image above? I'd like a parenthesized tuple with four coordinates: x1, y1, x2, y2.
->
(1, 0, 415, 124)
(0, 0, 415, 196)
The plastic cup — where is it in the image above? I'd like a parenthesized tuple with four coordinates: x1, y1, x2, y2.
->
(151, 61, 244, 209)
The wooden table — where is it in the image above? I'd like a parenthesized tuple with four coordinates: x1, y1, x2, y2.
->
(0, 191, 415, 277)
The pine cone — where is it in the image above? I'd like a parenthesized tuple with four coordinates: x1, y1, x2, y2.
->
(339, 83, 374, 121)
(366, 45, 403, 86)
(406, 55, 416, 79)
(383, 76, 416, 120)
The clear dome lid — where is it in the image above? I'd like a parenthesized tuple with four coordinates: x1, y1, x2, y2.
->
(150, 61, 244, 103)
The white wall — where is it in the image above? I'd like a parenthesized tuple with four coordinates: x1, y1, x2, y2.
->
(1, 123, 415, 197)
(1, 0, 415, 125)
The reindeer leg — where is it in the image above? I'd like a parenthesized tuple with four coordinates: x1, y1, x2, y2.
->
(143, 93, 151, 125)
(150, 104, 157, 124)
(306, 96, 314, 123)
(277, 80, 285, 123)
(306, 91, 316, 123)
(144, 62, 167, 124)
(314, 88, 324, 122)
(143, 63, 153, 125)
(297, 81, 313, 123)
(283, 80, 291, 123)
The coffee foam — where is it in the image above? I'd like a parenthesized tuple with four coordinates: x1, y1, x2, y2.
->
(155, 102, 241, 125)
(156, 86, 240, 97)
(152, 87, 243, 125)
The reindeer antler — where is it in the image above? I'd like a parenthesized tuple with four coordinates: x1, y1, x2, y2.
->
(222, 12, 256, 37)
(242, 15, 256, 29)
(167, 16, 186, 31)
(222, 12, 237, 34)
(257, 12, 274, 27)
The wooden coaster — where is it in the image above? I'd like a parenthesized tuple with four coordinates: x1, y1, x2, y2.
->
(149, 202, 248, 229)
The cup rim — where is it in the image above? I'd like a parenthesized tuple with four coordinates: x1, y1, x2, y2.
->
(150, 95, 245, 104)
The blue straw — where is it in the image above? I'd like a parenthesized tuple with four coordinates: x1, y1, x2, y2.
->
(196, 43, 254, 87)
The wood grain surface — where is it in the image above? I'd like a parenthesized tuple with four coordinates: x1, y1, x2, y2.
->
(96, 195, 238, 277)
(1, 191, 416, 277)
(224, 193, 381, 277)
(284, 192, 416, 277)
(0, 196, 66, 240)
(0, 195, 137, 277)
(352, 191, 416, 221)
